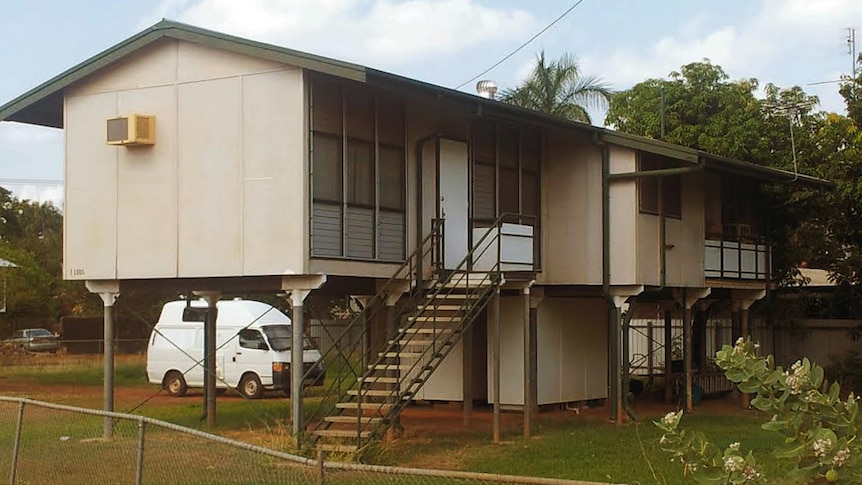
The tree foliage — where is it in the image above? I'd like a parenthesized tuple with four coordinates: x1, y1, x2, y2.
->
(0, 188, 100, 335)
(500, 51, 612, 124)
(605, 58, 862, 295)
(659, 339, 862, 484)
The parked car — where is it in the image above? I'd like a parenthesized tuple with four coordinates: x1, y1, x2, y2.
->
(5, 328, 61, 352)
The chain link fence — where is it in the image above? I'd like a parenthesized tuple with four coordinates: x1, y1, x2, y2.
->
(0, 397, 615, 485)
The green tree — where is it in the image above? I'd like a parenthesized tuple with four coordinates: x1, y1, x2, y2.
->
(606, 60, 776, 162)
(500, 51, 612, 124)
(604, 59, 862, 294)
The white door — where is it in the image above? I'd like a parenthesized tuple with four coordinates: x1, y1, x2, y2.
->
(438, 139, 469, 269)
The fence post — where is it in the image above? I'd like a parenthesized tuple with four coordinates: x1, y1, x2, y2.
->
(9, 400, 24, 485)
(136, 418, 146, 485)
(317, 449, 325, 485)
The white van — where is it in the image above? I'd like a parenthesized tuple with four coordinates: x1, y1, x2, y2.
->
(146, 299, 324, 399)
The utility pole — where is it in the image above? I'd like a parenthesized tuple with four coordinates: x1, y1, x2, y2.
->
(848, 27, 857, 80)
(807, 27, 857, 87)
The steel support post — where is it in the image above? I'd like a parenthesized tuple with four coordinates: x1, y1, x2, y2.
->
(490, 290, 501, 443)
(609, 302, 622, 424)
(462, 320, 474, 427)
(740, 307, 751, 409)
(100, 292, 119, 437)
(523, 287, 534, 437)
(9, 401, 24, 485)
(664, 309, 673, 403)
(291, 289, 310, 447)
(683, 295, 693, 412)
(199, 293, 220, 429)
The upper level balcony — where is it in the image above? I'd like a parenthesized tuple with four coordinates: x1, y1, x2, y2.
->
(704, 223, 769, 281)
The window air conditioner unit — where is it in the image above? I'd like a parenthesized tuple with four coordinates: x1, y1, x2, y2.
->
(723, 223, 751, 240)
(106, 115, 155, 146)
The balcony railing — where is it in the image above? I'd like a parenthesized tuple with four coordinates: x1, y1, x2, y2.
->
(705, 239, 769, 280)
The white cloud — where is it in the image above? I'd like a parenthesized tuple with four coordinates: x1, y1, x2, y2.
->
(0, 122, 62, 146)
(7, 184, 63, 210)
(582, 0, 862, 114)
(513, 56, 538, 85)
(143, 0, 537, 67)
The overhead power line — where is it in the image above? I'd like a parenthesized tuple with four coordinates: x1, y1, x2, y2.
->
(0, 178, 63, 186)
(453, 0, 588, 90)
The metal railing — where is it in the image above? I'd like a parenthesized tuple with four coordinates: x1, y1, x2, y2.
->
(300, 219, 445, 436)
(0, 396, 614, 485)
(704, 238, 769, 280)
(307, 213, 535, 452)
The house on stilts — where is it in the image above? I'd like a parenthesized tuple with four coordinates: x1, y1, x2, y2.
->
(0, 20, 830, 454)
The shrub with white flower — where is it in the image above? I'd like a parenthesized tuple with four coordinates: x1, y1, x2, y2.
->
(657, 338, 862, 484)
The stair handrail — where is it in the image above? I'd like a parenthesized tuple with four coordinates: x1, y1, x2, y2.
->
(344, 212, 534, 445)
(300, 219, 443, 424)
(309, 212, 537, 450)
(357, 271, 501, 445)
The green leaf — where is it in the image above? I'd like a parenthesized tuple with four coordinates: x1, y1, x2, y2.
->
(693, 468, 727, 485)
(811, 365, 824, 389)
(726, 369, 747, 382)
(762, 419, 788, 432)
(773, 441, 806, 459)
(829, 382, 840, 400)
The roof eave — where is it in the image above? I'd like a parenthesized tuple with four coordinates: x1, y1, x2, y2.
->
(0, 19, 367, 129)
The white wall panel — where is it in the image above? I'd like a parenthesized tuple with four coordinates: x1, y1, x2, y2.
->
(178, 41, 284, 83)
(542, 132, 602, 285)
(68, 39, 178, 97)
(242, 69, 305, 275)
(116, 85, 178, 278)
(64, 92, 118, 280)
(420, 339, 464, 401)
(177, 78, 243, 277)
(608, 146, 638, 285)
(491, 296, 525, 406)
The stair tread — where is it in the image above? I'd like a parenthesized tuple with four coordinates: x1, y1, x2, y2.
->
(414, 305, 462, 311)
(390, 339, 451, 346)
(370, 364, 414, 370)
(314, 429, 372, 438)
(358, 376, 399, 383)
(317, 443, 358, 453)
(401, 328, 455, 333)
(409, 315, 461, 321)
(347, 389, 393, 397)
(335, 402, 394, 410)
(379, 351, 423, 358)
(324, 416, 383, 424)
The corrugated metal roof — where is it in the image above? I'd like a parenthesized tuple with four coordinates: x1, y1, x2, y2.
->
(0, 20, 365, 128)
(0, 20, 832, 189)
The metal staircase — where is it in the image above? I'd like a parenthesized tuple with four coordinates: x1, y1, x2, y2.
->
(302, 216, 513, 455)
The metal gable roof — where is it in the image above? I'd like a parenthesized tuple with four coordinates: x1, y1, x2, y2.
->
(0, 20, 831, 189)
(0, 19, 366, 128)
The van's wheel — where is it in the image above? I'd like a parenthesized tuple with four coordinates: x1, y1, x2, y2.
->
(163, 371, 188, 397)
(239, 373, 263, 399)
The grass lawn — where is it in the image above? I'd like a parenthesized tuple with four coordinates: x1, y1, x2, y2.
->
(2, 355, 790, 484)
(376, 402, 785, 485)
(459, 413, 781, 485)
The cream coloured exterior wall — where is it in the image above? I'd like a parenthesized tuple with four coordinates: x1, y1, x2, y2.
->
(636, 172, 706, 288)
(608, 146, 639, 285)
(490, 296, 608, 406)
(539, 130, 603, 285)
(64, 39, 307, 280)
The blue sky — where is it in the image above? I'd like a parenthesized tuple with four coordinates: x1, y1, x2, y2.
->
(1, 0, 860, 206)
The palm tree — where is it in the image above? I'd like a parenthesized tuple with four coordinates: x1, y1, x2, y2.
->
(500, 51, 612, 124)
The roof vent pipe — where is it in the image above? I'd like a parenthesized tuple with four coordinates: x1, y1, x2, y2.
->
(476, 80, 498, 100)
